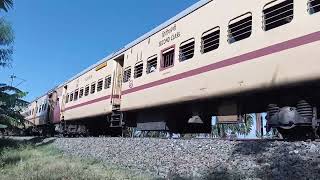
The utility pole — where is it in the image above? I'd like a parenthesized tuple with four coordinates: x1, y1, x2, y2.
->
(9, 74, 26, 88)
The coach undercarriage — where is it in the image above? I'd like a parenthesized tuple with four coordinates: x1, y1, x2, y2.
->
(123, 80, 320, 140)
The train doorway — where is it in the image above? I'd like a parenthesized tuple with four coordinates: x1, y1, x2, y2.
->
(111, 55, 124, 108)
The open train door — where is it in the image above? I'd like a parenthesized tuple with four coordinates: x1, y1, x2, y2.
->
(111, 55, 124, 108)
(110, 55, 124, 128)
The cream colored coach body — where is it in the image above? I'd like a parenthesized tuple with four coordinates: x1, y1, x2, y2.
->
(36, 0, 320, 122)
(120, 0, 320, 112)
(23, 95, 49, 126)
(62, 59, 116, 121)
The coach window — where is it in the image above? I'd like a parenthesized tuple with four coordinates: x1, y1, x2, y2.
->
(97, 79, 103, 92)
(146, 55, 157, 74)
(91, 82, 96, 94)
(66, 93, 69, 103)
(263, 0, 294, 31)
(74, 89, 79, 101)
(84, 85, 89, 96)
(161, 46, 175, 69)
(308, 0, 320, 14)
(228, 12, 252, 44)
(79, 88, 84, 98)
(123, 67, 131, 83)
(70, 92, 74, 102)
(179, 38, 195, 61)
(201, 27, 220, 54)
(134, 62, 143, 79)
(105, 75, 111, 89)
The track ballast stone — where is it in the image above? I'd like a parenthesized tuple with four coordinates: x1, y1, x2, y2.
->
(53, 138, 320, 179)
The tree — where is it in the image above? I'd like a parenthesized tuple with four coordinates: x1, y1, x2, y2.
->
(0, 83, 28, 128)
(0, 0, 28, 130)
(211, 115, 254, 138)
(0, 0, 13, 12)
(0, 18, 13, 67)
(0, 0, 14, 67)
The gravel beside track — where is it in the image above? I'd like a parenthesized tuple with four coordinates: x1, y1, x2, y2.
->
(53, 138, 320, 179)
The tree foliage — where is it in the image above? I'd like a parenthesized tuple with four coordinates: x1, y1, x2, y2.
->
(0, 83, 28, 128)
(0, 0, 14, 68)
(0, 18, 13, 67)
(212, 115, 254, 138)
(0, 0, 13, 12)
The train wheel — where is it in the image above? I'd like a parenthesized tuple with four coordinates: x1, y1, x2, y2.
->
(277, 126, 315, 141)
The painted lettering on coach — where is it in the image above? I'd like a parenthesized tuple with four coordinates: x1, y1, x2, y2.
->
(159, 24, 181, 47)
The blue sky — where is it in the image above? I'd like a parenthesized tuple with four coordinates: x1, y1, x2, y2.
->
(0, 0, 198, 101)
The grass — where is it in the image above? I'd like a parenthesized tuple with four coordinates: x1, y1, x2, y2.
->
(0, 138, 153, 180)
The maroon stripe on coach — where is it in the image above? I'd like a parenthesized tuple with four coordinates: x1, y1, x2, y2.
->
(64, 95, 111, 111)
(122, 31, 320, 95)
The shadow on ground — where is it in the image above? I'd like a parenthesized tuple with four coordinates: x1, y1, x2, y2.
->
(157, 141, 319, 180)
(203, 141, 319, 180)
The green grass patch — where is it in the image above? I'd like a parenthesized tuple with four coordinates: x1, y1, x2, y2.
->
(0, 138, 152, 180)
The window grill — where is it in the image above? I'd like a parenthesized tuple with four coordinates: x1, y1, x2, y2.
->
(91, 83, 96, 94)
(74, 89, 79, 101)
(123, 67, 131, 83)
(201, 27, 220, 54)
(84, 85, 89, 96)
(161, 47, 175, 68)
(308, 0, 320, 14)
(134, 62, 143, 78)
(105, 76, 112, 89)
(263, 0, 294, 31)
(228, 13, 252, 44)
(70, 92, 74, 102)
(146, 55, 157, 74)
(79, 88, 84, 98)
(97, 79, 103, 92)
(179, 38, 195, 61)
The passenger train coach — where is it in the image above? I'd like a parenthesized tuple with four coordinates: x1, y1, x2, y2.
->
(22, 0, 320, 139)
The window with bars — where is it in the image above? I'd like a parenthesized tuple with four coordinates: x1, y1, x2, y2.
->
(179, 38, 195, 61)
(263, 0, 293, 31)
(85, 85, 89, 96)
(70, 92, 74, 102)
(66, 94, 69, 103)
(201, 27, 220, 54)
(228, 13, 252, 44)
(91, 83, 96, 94)
(123, 67, 131, 83)
(79, 88, 84, 98)
(105, 76, 112, 89)
(146, 55, 157, 74)
(97, 79, 103, 92)
(134, 62, 143, 78)
(308, 0, 320, 14)
(74, 89, 79, 101)
(161, 47, 175, 69)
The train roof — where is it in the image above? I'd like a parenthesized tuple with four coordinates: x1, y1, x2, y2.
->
(58, 0, 210, 87)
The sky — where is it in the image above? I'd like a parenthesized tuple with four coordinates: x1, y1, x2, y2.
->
(0, 0, 199, 101)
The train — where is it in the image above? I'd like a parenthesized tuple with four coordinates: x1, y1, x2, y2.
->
(21, 0, 320, 139)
